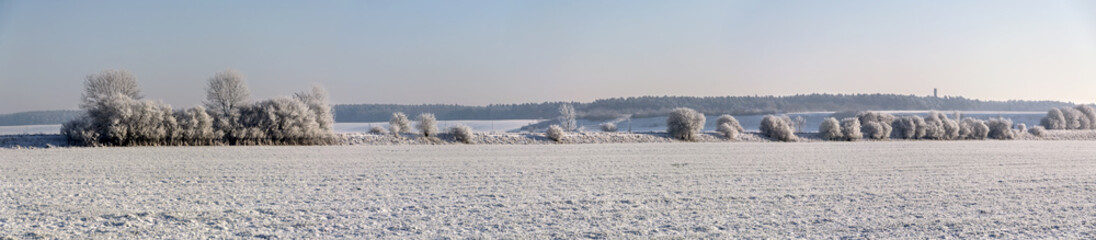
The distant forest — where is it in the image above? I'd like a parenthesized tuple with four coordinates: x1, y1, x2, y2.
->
(333, 94, 1074, 122)
(0, 110, 82, 126)
(1, 94, 1076, 126)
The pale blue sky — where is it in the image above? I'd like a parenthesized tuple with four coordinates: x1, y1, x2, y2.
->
(1, 0, 1095, 113)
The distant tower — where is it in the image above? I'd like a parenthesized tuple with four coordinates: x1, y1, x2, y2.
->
(934, 88, 938, 98)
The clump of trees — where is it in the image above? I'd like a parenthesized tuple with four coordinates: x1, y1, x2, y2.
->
(449, 125, 474, 144)
(1041, 105, 1096, 130)
(760, 115, 796, 142)
(856, 112, 894, 140)
(546, 125, 565, 142)
(666, 108, 706, 141)
(716, 115, 743, 140)
(62, 69, 335, 146)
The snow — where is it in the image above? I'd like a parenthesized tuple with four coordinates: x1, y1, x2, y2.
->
(3, 142, 1096, 238)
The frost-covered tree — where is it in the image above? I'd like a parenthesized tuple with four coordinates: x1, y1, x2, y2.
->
(1015, 123, 1027, 135)
(558, 104, 577, 132)
(1029, 125, 1047, 137)
(1061, 107, 1084, 130)
(922, 111, 959, 140)
(960, 118, 989, 140)
(294, 84, 335, 133)
(715, 114, 745, 133)
(818, 117, 843, 141)
(1076, 105, 1096, 129)
(546, 124, 565, 142)
(389, 112, 411, 135)
(1041, 108, 1066, 130)
(449, 125, 474, 144)
(892, 116, 927, 139)
(986, 118, 1016, 140)
(840, 117, 862, 141)
(861, 122, 886, 140)
(599, 122, 617, 132)
(717, 123, 739, 140)
(793, 116, 806, 133)
(856, 112, 894, 140)
(235, 97, 326, 145)
(204, 69, 250, 118)
(80, 70, 142, 110)
(760, 115, 796, 142)
(666, 107, 706, 141)
(417, 113, 438, 137)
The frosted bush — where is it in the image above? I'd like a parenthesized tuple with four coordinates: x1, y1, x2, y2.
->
(717, 123, 739, 140)
(986, 118, 1016, 140)
(600, 122, 617, 132)
(861, 122, 886, 140)
(960, 118, 989, 140)
(1076, 105, 1096, 129)
(1061, 107, 1084, 130)
(840, 118, 862, 141)
(449, 125, 474, 144)
(716, 114, 745, 133)
(390, 112, 411, 135)
(294, 85, 335, 133)
(818, 117, 843, 141)
(856, 112, 894, 140)
(1029, 126, 1047, 137)
(546, 125, 565, 142)
(760, 115, 796, 142)
(922, 111, 959, 140)
(417, 113, 438, 137)
(666, 108, 706, 141)
(368, 126, 387, 135)
(892, 116, 926, 139)
(1041, 108, 1066, 130)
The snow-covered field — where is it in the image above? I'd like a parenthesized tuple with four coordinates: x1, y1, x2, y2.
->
(3, 142, 1096, 238)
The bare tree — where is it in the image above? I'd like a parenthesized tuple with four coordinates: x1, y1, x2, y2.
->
(81, 69, 141, 110)
(204, 69, 250, 118)
(558, 104, 577, 132)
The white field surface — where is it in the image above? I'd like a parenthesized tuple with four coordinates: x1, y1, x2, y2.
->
(3, 142, 1096, 238)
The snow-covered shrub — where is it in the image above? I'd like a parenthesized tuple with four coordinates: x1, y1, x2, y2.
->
(449, 125, 474, 144)
(861, 122, 886, 140)
(716, 114, 745, 133)
(368, 126, 387, 135)
(922, 111, 959, 140)
(892, 116, 926, 139)
(1029, 126, 1048, 137)
(986, 118, 1016, 140)
(960, 118, 989, 140)
(546, 124, 565, 142)
(840, 117, 862, 141)
(1041, 108, 1066, 130)
(558, 104, 577, 132)
(1061, 107, 1084, 130)
(760, 115, 796, 142)
(856, 112, 894, 140)
(1076, 105, 1096, 129)
(235, 97, 325, 145)
(389, 112, 411, 135)
(600, 122, 617, 132)
(717, 123, 739, 140)
(61, 116, 98, 146)
(666, 108, 706, 141)
(417, 113, 438, 137)
(174, 106, 218, 145)
(1015, 123, 1027, 135)
(818, 117, 843, 141)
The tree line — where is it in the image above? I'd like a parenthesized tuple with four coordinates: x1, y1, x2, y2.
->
(333, 94, 1074, 122)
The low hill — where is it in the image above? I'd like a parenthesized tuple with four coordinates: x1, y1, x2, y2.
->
(0, 110, 82, 126)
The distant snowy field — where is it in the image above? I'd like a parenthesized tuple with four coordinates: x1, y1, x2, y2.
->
(3, 142, 1096, 238)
